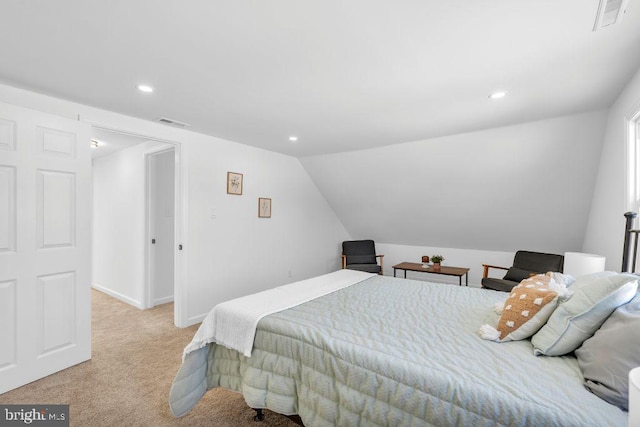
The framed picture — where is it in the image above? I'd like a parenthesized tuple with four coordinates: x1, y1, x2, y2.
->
(227, 172, 243, 195)
(258, 198, 271, 218)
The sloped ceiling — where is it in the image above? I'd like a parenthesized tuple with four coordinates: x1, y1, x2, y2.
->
(301, 110, 609, 252)
(0, 1, 639, 157)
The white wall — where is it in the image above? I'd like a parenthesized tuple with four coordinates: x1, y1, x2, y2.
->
(0, 83, 350, 326)
(584, 66, 640, 271)
(184, 133, 351, 322)
(94, 133, 351, 319)
(92, 141, 168, 308)
(301, 110, 608, 286)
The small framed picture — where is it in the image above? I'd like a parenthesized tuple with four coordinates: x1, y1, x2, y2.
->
(258, 198, 271, 218)
(227, 172, 243, 195)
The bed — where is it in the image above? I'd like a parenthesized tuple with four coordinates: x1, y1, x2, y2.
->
(169, 268, 633, 426)
(623, 211, 640, 273)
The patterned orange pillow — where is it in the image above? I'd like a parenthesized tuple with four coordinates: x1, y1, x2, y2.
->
(496, 275, 559, 341)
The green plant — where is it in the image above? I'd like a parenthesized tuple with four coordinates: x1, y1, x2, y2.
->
(431, 255, 444, 264)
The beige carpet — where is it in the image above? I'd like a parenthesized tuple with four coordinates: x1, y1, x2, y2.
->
(0, 289, 298, 427)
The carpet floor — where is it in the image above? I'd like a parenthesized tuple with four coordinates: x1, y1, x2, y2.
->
(0, 289, 298, 427)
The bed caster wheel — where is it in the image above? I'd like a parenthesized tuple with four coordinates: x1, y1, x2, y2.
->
(253, 408, 265, 422)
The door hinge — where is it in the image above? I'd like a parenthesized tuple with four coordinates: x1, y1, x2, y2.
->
(151, 238, 156, 244)
(178, 244, 183, 250)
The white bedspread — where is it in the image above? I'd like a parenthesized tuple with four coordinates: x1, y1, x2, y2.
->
(182, 269, 374, 358)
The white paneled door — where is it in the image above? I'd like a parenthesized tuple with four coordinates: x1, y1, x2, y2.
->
(0, 101, 91, 394)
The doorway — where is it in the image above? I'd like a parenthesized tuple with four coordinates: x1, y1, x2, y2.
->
(146, 148, 175, 307)
(91, 127, 183, 325)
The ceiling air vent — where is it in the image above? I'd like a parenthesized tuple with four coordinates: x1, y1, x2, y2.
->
(155, 117, 190, 128)
(593, 0, 628, 31)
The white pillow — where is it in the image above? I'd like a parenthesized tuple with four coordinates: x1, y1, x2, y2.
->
(531, 272, 638, 356)
(548, 271, 576, 288)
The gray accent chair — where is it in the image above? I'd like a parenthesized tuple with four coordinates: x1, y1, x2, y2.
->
(341, 240, 384, 275)
(482, 250, 564, 292)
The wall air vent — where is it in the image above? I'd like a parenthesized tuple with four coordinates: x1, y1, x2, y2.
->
(593, 0, 628, 31)
(155, 117, 190, 128)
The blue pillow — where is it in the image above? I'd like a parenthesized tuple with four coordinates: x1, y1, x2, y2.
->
(531, 272, 638, 356)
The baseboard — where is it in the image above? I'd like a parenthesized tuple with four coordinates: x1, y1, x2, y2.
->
(187, 312, 207, 326)
(92, 283, 145, 309)
(153, 295, 174, 306)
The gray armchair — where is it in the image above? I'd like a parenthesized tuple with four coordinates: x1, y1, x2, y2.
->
(341, 240, 384, 275)
(482, 250, 564, 292)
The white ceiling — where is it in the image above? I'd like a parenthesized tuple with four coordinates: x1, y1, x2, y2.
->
(1, 0, 639, 157)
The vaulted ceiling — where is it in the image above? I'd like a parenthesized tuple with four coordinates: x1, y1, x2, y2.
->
(1, 0, 639, 157)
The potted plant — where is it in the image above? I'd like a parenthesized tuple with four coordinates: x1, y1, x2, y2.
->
(431, 255, 444, 270)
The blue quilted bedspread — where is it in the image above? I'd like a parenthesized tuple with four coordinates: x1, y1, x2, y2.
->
(169, 275, 627, 426)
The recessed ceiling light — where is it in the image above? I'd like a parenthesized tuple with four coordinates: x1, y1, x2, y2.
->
(90, 139, 100, 148)
(137, 84, 154, 93)
(289, 136, 298, 142)
(489, 91, 508, 99)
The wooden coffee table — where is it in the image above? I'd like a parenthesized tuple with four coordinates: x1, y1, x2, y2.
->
(392, 262, 470, 286)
